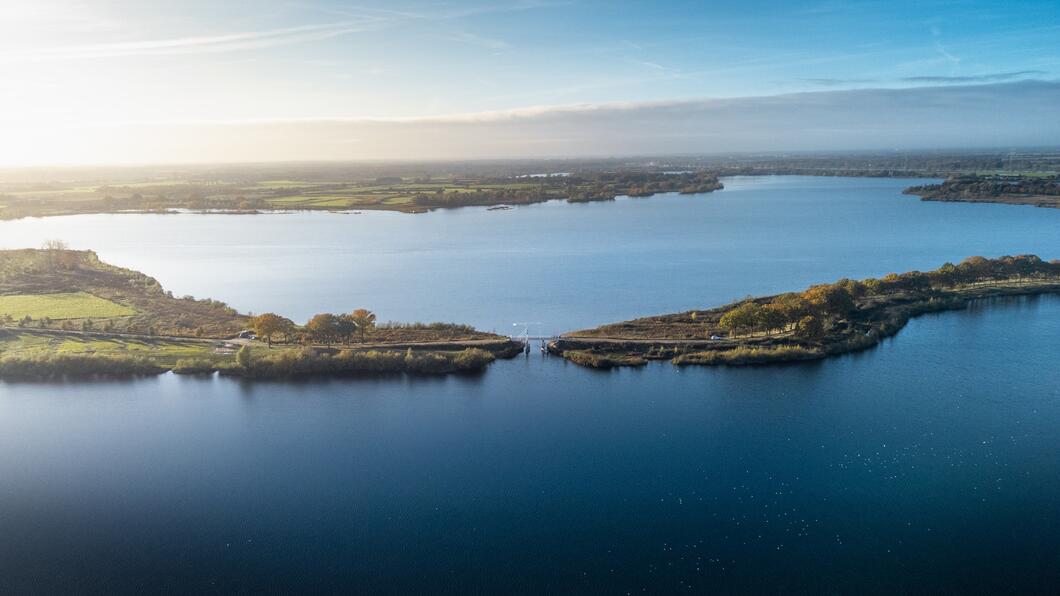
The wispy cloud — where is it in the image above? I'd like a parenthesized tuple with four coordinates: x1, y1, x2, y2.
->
(626, 59, 683, 76)
(800, 77, 877, 86)
(0, 20, 385, 63)
(929, 25, 961, 73)
(300, 0, 564, 23)
(901, 70, 1047, 83)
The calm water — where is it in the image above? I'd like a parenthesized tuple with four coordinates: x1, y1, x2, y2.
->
(2, 176, 1059, 333)
(2, 296, 1059, 593)
(2, 176, 1060, 593)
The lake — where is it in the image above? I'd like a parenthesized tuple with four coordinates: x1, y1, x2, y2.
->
(1, 176, 1060, 593)
(2, 176, 1059, 334)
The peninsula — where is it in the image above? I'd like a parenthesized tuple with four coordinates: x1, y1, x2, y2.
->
(904, 175, 1060, 208)
(550, 255, 1060, 368)
(0, 247, 520, 379)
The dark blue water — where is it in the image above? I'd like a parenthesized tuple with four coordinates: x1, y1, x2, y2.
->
(2, 176, 1060, 593)
(2, 295, 1059, 594)
(3, 176, 1059, 334)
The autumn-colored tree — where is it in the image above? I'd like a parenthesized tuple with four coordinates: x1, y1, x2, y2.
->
(758, 304, 788, 334)
(349, 309, 377, 343)
(306, 313, 340, 346)
(957, 256, 991, 285)
(796, 315, 825, 342)
(252, 313, 294, 347)
(802, 284, 855, 317)
(932, 263, 959, 288)
(719, 302, 762, 337)
(771, 293, 809, 327)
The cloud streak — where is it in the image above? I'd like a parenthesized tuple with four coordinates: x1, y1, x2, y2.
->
(0, 20, 386, 62)
(900, 70, 1047, 83)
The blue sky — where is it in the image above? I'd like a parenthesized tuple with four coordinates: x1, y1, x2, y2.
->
(1, 0, 1058, 163)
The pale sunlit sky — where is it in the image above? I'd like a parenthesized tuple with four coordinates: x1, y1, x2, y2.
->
(1, 0, 1059, 165)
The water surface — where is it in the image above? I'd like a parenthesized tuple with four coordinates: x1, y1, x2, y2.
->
(2, 176, 1058, 333)
(1, 295, 1059, 593)
(2, 176, 1060, 593)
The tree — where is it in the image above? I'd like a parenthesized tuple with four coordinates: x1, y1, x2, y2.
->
(897, 271, 931, 293)
(758, 304, 788, 335)
(796, 315, 825, 341)
(933, 262, 959, 288)
(349, 309, 377, 342)
(958, 256, 991, 285)
(862, 278, 884, 295)
(719, 302, 762, 337)
(802, 284, 855, 317)
(336, 315, 358, 346)
(1011, 254, 1042, 285)
(252, 313, 294, 348)
(306, 313, 340, 346)
(770, 293, 809, 328)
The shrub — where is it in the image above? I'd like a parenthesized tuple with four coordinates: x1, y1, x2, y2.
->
(672, 345, 822, 366)
(564, 350, 646, 369)
(228, 346, 495, 378)
(236, 345, 252, 369)
(0, 353, 165, 379)
(451, 348, 495, 371)
(173, 358, 217, 375)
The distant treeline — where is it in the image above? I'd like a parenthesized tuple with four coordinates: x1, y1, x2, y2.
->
(410, 171, 723, 208)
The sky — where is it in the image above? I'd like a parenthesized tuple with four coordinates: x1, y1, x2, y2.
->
(1, 0, 1059, 165)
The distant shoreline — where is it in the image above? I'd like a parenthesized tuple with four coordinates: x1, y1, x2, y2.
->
(904, 175, 1060, 209)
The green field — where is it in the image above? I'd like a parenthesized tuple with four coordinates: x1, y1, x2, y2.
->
(0, 332, 206, 356)
(0, 292, 136, 320)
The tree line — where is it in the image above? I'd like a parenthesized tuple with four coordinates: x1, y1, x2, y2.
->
(250, 309, 377, 347)
(906, 175, 1060, 200)
(717, 255, 1060, 339)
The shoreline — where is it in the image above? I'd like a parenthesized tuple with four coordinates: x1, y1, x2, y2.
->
(0, 172, 724, 221)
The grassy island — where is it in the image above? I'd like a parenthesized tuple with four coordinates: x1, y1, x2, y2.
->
(551, 255, 1060, 368)
(0, 248, 519, 380)
(905, 175, 1060, 208)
